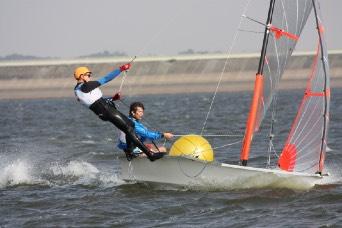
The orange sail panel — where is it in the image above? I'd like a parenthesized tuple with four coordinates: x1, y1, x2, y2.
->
(278, 144, 297, 171)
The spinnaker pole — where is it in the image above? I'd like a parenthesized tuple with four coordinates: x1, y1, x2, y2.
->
(240, 0, 276, 166)
(312, 0, 329, 174)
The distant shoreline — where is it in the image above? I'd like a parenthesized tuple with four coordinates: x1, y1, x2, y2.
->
(1, 52, 341, 100)
(1, 77, 342, 100)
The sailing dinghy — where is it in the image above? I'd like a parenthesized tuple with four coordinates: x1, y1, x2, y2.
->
(119, 0, 330, 190)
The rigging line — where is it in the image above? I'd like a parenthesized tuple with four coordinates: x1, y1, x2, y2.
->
(266, 132, 280, 167)
(114, 7, 188, 113)
(238, 29, 264, 34)
(212, 140, 242, 150)
(116, 8, 187, 123)
(266, 31, 282, 161)
(200, 0, 253, 135)
(135, 7, 187, 57)
(267, 140, 273, 168)
(118, 56, 137, 92)
(118, 71, 128, 92)
(173, 134, 243, 137)
(241, 14, 267, 27)
(272, 146, 279, 158)
(267, 94, 278, 166)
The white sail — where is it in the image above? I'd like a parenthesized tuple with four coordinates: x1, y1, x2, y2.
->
(255, 0, 313, 130)
(279, 0, 330, 174)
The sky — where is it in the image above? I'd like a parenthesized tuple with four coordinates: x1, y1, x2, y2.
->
(0, 0, 341, 58)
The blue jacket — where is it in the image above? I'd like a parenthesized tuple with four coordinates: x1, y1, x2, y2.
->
(97, 69, 121, 85)
(118, 117, 163, 150)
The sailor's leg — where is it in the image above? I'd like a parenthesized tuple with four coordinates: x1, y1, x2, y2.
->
(106, 107, 163, 161)
(123, 119, 163, 161)
(124, 122, 138, 161)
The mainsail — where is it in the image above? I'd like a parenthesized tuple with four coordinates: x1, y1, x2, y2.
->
(279, 0, 330, 174)
(240, 0, 329, 174)
(255, 0, 313, 129)
(241, 0, 314, 165)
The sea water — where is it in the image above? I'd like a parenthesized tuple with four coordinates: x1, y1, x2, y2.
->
(0, 90, 341, 226)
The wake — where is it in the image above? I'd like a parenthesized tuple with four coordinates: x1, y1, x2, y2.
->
(0, 158, 125, 189)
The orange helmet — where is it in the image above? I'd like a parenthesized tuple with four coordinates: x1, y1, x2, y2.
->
(74, 66, 91, 80)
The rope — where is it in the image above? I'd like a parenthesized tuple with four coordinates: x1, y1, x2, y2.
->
(115, 7, 187, 124)
(200, 0, 253, 135)
(267, 92, 279, 167)
(118, 56, 136, 93)
(238, 29, 264, 34)
(173, 134, 243, 138)
(241, 14, 267, 27)
(135, 8, 187, 57)
(212, 140, 242, 150)
(118, 71, 127, 92)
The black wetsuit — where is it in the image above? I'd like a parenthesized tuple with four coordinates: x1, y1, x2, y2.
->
(74, 69, 162, 161)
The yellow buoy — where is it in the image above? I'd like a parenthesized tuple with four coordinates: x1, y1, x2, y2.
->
(169, 135, 214, 162)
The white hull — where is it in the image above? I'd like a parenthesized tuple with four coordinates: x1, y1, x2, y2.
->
(119, 156, 323, 190)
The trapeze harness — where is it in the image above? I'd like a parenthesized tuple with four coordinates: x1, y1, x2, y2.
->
(74, 69, 155, 160)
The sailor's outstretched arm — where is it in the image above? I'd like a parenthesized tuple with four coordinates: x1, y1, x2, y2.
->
(97, 63, 131, 85)
(97, 68, 121, 85)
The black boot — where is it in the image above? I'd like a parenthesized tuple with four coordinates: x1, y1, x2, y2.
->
(124, 149, 134, 161)
(147, 152, 165, 162)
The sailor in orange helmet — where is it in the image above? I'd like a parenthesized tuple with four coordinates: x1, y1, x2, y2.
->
(73, 64, 164, 161)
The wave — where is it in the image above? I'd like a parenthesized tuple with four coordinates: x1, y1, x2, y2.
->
(0, 158, 125, 189)
(0, 159, 41, 187)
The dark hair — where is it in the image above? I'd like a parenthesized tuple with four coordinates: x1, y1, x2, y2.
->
(129, 102, 145, 117)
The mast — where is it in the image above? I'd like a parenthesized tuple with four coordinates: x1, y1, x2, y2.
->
(312, 0, 329, 174)
(240, 0, 276, 166)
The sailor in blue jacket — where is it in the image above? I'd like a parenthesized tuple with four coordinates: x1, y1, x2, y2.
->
(118, 102, 174, 157)
(73, 65, 163, 161)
